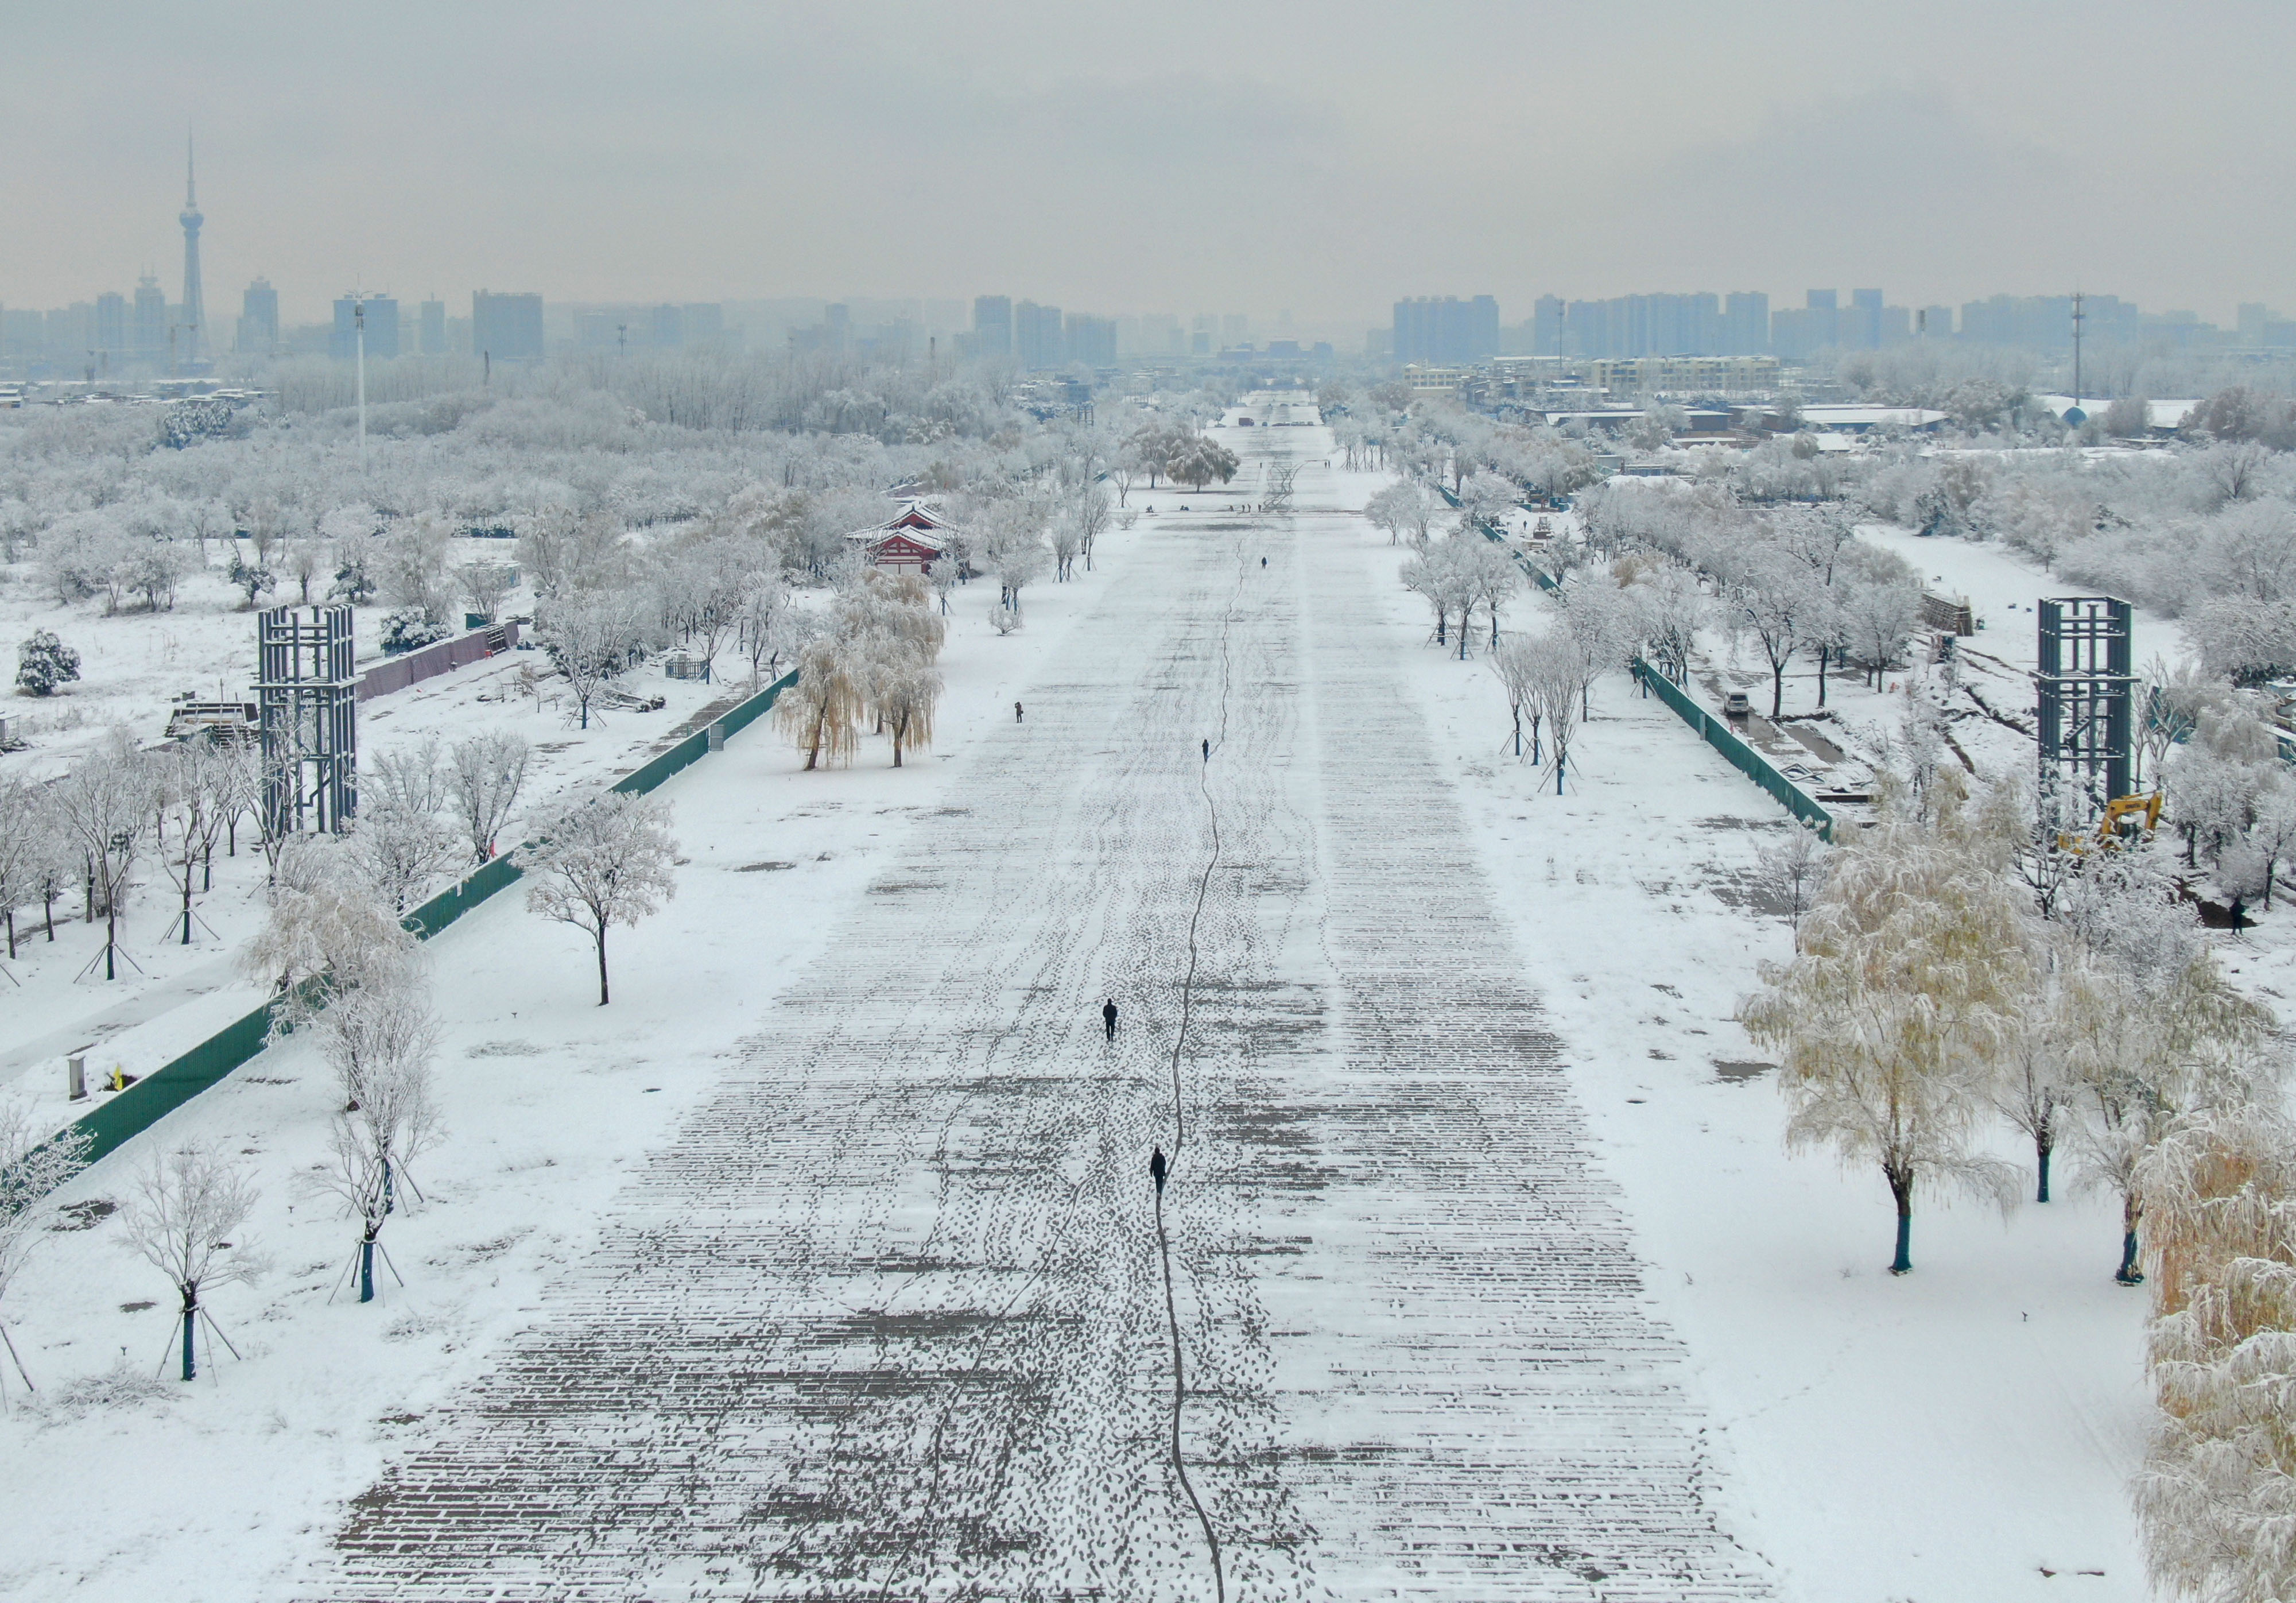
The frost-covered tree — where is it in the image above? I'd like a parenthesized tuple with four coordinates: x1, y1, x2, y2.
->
(1728, 550, 1824, 719)
(2072, 946, 2276, 1284)
(15, 630, 80, 697)
(120, 1143, 263, 1382)
(309, 981, 443, 1303)
(1742, 776, 2029, 1273)
(1528, 629, 1586, 793)
(1490, 634, 1545, 761)
(1991, 944, 2099, 1203)
(349, 741, 459, 914)
(1365, 480, 1437, 546)
(444, 731, 529, 864)
(156, 739, 236, 945)
(540, 593, 651, 730)
(1399, 538, 1479, 652)
(1754, 822, 1832, 947)
(517, 789, 677, 1005)
(241, 836, 419, 1035)
(2133, 1102, 2296, 1603)
(455, 560, 518, 624)
(0, 1099, 90, 1393)
(49, 733, 157, 982)
(778, 636, 865, 768)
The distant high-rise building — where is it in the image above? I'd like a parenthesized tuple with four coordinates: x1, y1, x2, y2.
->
(2239, 303, 2272, 345)
(418, 298, 447, 354)
(1014, 300, 1064, 369)
(133, 275, 168, 366)
(95, 292, 127, 360)
(650, 303, 684, 349)
(972, 295, 1012, 357)
(1392, 296, 1500, 365)
(236, 278, 278, 354)
(1724, 291, 1770, 354)
(1064, 312, 1116, 368)
(471, 291, 544, 361)
(1917, 305, 1952, 338)
(179, 138, 207, 369)
(333, 295, 400, 360)
(1221, 313, 1250, 347)
(1850, 288, 1884, 351)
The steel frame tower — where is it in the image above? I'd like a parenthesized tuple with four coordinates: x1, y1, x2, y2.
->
(257, 606, 358, 837)
(2037, 595, 2133, 818)
(179, 135, 207, 370)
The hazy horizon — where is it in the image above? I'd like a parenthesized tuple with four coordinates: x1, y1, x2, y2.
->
(8, 1, 2295, 330)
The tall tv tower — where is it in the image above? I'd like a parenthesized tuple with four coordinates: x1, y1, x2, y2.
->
(179, 133, 207, 370)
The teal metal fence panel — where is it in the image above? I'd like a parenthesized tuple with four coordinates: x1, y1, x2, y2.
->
(64, 998, 282, 1170)
(1633, 660, 1835, 839)
(27, 668, 805, 1188)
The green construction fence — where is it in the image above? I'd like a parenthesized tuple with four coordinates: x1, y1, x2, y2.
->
(38, 668, 801, 1176)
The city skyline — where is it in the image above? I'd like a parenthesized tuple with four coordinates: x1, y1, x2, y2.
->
(6, 3, 2295, 327)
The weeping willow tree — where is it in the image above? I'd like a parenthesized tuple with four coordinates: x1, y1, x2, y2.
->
(2068, 946, 2275, 1284)
(1742, 775, 2030, 1273)
(775, 637, 864, 770)
(2135, 1102, 2296, 1602)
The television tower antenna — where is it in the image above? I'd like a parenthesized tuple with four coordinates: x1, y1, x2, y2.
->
(179, 129, 207, 371)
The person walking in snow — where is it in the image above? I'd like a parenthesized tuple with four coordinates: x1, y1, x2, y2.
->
(1015, 700, 1024, 723)
(1149, 1146, 1168, 1193)
(1201, 738, 1210, 761)
(1102, 998, 1118, 1041)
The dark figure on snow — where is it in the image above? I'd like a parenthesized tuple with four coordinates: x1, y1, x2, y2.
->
(1261, 556, 1267, 568)
(1150, 1147, 1168, 1193)
(1102, 998, 1118, 1041)
(1201, 738, 1210, 761)
(1015, 701, 1024, 723)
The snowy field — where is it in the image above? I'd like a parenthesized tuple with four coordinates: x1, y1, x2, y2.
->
(0, 411, 2156, 1601)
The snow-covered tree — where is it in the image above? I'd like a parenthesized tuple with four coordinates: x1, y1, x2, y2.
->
(455, 560, 518, 624)
(49, 733, 157, 982)
(241, 836, 419, 1035)
(1399, 538, 1479, 652)
(2133, 1102, 2296, 1602)
(1754, 822, 1832, 947)
(119, 1143, 264, 1382)
(1490, 635, 1545, 761)
(1529, 629, 1586, 793)
(155, 739, 237, 946)
(539, 593, 651, 730)
(1728, 549, 1825, 719)
(1365, 480, 1437, 546)
(0, 1098, 91, 1393)
(517, 789, 677, 1005)
(14, 630, 80, 697)
(349, 741, 459, 914)
(308, 981, 443, 1304)
(2072, 946, 2276, 1284)
(444, 731, 529, 865)
(1742, 776, 2029, 1272)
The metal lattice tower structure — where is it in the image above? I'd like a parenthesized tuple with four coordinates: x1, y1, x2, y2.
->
(179, 134, 207, 370)
(257, 606, 357, 837)
(2037, 595, 2132, 819)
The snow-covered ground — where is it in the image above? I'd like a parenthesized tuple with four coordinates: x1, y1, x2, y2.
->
(0, 412, 2158, 1601)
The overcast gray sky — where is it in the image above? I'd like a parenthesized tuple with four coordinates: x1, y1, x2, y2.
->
(7, 1, 2292, 330)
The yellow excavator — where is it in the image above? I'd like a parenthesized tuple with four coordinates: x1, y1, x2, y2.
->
(2058, 792, 2163, 853)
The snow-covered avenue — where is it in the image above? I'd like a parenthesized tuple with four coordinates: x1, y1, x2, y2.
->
(317, 432, 1770, 1600)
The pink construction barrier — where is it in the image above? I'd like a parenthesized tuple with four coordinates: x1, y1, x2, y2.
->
(356, 620, 522, 702)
